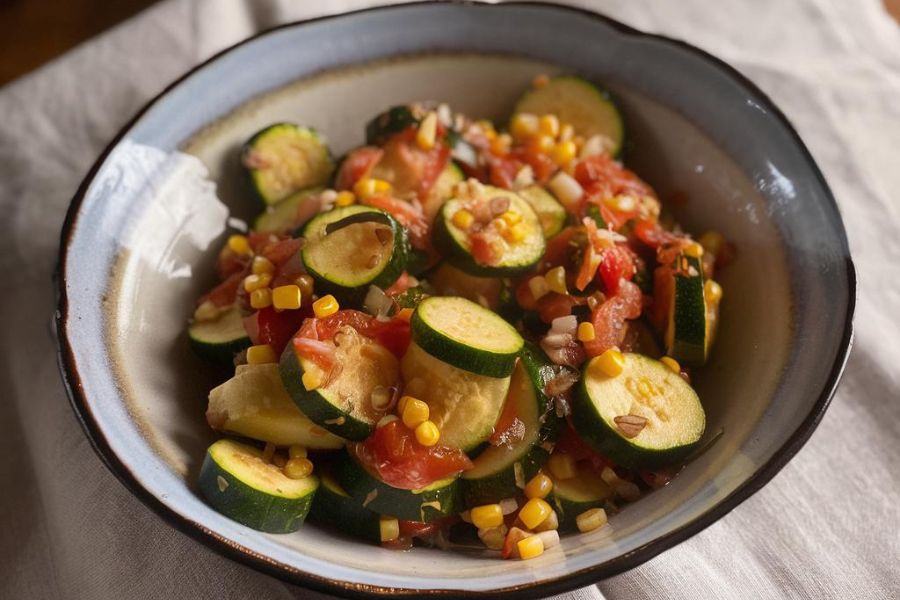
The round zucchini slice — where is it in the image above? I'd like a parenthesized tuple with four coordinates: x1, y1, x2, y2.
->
(207, 364, 345, 449)
(513, 76, 624, 158)
(517, 185, 567, 238)
(422, 162, 465, 223)
(336, 450, 460, 522)
(549, 463, 614, 531)
(252, 186, 323, 234)
(411, 296, 523, 377)
(241, 123, 334, 206)
(665, 254, 709, 366)
(433, 186, 545, 277)
(308, 465, 381, 542)
(428, 262, 504, 311)
(198, 438, 319, 533)
(301, 206, 408, 300)
(573, 353, 705, 469)
(188, 304, 251, 365)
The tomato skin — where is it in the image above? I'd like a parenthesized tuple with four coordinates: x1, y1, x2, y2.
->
(302, 310, 411, 359)
(487, 155, 522, 189)
(598, 247, 635, 295)
(199, 271, 244, 308)
(489, 389, 521, 445)
(536, 293, 581, 324)
(583, 280, 642, 357)
(540, 227, 579, 271)
(334, 146, 384, 191)
(514, 146, 556, 182)
(250, 306, 309, 354)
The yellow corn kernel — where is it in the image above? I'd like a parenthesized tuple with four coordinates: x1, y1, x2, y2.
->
(415, 420, 440, 447)
(524, 473, 553, 499)
(684, 241, 704, 258)
(558, 123, 574, 142)
(510, 113, 540, 140)
(504, 223, 527, 244)
(705, 279, 723, 303)
(539, 114, 560, 137)
(353, 178, 391, 199)
(243, 273, 272, 293)
(302, 370, 322, 391)
(246, 344, 277, 365)
(452, 209, 474, 230)
(272, 284, 302, 310)
(577, 322, 596, 343)
(551, 141, 577, 166)
(660, 356, 681, 373)
(545, 266, 567, 295)
(576, 507, 608, 533)
(397, 394, 414, 415)
(470, 504, 504, 529)
(402, 398, 430, 429)
(547, 453, 576, 480)
(227, 234, 252, 256)
(519, 498, 552, 530)
(416, 111, 438, 150)
(500, 210, 522, 226)
(535, 134, 555, 154)
(373, 178, 392, 193)
(335, 190, 356, 207)
(490, 133, 512, 155)
(312, 294, 339, 318)
(396, 307, 413, 322)
(193, 300, 220, 322)
(528, 276, 550, 302)
(593, 348, 625, 378)
(517, 535, 545, 560)
(251, 256, 275, 275)
(249, 288, 271, 309)
(288, 445, 307, 459)
(283, 457, 314, 480)
(699, 231, 725, 257)
(380, 517, 400, 542)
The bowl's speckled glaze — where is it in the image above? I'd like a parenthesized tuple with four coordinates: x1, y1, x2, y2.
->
(56, 3, 854, 598)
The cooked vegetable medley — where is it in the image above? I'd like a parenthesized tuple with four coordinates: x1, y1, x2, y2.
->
(190, 75, 730, 558)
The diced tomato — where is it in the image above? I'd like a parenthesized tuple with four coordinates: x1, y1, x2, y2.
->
(361, 194, 430, 250)
(513, 145, 557, 183)
(398, 517, 455, 540)
(514, 278, 538, 311)
(334, 146, 384, 191)
(574, 154, 655, 200)
(501, 530, 516, 559)
(489, 388, 521, 445)
(598, 246, 635, 295)
(486, 154, 523, 189)
(356, 420, 473, 490)
(384, 271, 413, 296)
(540, 226, 579, 271)
(296, 310, 411, 359)
(250, 306, 308, 354)
(536, 293, 582, 324)
(261, 237, 304, 268)
(469, 230, 502, 266)
(381, 536, 413, 551)
(583, 280, 643, 357)
(199, 271, 244, 308)
(292, 336, 336, 372)
(639, 469, 675, 489)
(216, 247, 248, 280)
(575, 242, 599, 292)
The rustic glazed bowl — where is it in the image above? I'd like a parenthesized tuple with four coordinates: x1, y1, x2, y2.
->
(56, 2, 855, 597)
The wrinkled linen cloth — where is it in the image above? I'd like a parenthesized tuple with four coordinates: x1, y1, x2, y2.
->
(1, 1, 898, 598)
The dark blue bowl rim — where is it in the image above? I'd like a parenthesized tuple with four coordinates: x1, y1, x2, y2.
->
(54, 2, 857, 598)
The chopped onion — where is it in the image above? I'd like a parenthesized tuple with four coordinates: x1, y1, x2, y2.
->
(437, 103, 453, 127)
(542, 333, 573, 348)
(549, 315, 578, 336)
(579, 135, 606, 158)
(363, 285, 393, 318)
(555, 396, 571, 418)
(376, 414, 399, 428)
(543, 368, 579, 397)
(499, 497, 519, 515)
(548, 171, 583, 210)
(513, 165, 534, 189)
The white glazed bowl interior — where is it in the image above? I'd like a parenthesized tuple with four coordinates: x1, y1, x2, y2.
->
(58, 4, 853, 596)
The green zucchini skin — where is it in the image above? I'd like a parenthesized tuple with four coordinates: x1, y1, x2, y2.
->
(667, 254, 708, 366)
(308, 467, 381, 542)
(188, 304, 251, 365)
(517, 185, 566, 239)
(410, 296, 523, 378)
(335, 450, 460, 522)
(197, 439, 318, 533)
(252, 187, 323, 234)
(365, 105, 420, 146)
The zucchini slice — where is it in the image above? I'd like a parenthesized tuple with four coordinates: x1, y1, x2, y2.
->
(252, 187, 323, 234)
(549, 463, 614, 531)
(198, 438, 319, 533)
(573, 353, 705, 469)
(461, 344, 560, 507)
(517, 185, 567, 238)
(301, 206, 408, 299)
(433, 187, 545, 277)
(188, 304, 251, 365)
(665, 255, 709, 365)
(422, 162, 465, 223)
(280, 326, 400, 441)
(207, 364, 345, 449)
(241, 123, 334, 206)
(401, 341, 510, 452)
(513, 76, 624, 158)
(336, 450, 460, 522)
(428, 262, 504, 311)
(411, 296, 523, 377)
(308, 465, 381, 542)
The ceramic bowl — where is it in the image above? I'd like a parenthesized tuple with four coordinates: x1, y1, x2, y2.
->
(56, 2, 855, 597)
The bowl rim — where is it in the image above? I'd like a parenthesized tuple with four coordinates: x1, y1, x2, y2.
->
(54, 1, 857, 598)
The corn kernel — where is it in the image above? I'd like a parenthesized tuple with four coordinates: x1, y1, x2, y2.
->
(528, 276, 550, 302)
(500, 211, 522, 226)
(558, 123, 574, 142)
(660, 356, 681, 373)
(288, 445, 307, 459)
(335, 190, 356, 207)
(302, 370, 322, 391)
(397, 394, 414, 415)
(705, 279, 723, 303)
(249, 288, 271, 309)
(577, 322, 596, 342)
(593, 348, 625, 378)
(517, 535, 545, 560)
(193, 300, 220, 322)
(451, 209, 474, 230)
(504, 223, 527, 244)
(373, 179, 392, 193)
(415, 420, 440, 447)
(533, 510, 559, 532)
(519, 498, 552, 530)
(380, 517, 400, 542)
(272, 284, 302, 310)
(246, 344, 277, 365)
(470, 504, 504, 529)
(402, 398, 430, 428)
(684, 241, 704, 258)
(353, 178, 391, 199)
(536, 134, 555, 154)
(699, 231, 725, 257)
(227, 234, 252, 256)
(524, 473, 553, 499)
(312, 294, 339, 318)
(510, 113, 539, 140)
(416, 111, 438, 150)
(539, 114, 560, 137)
(576, 507, 608, 533)
(243, 273, 272, 293)
(251, 256, 275, 275)
(551, 141, 577, 166)
(545, 266, 567, 295)
(490, 133, 512, 155)
(547, 453, 576, 480)
(283, 457, 313, 480)
(396, 307, 413, 322)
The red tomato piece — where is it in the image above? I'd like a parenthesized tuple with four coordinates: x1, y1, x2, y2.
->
(334, 146, 384, 191)
(513, 146, 557, 183)
(598, 246, 635, 295)
(251, 306, 308, 354)
(536, 293, 582, 324)
(583, 280, 643, 357)
(199, 271, 244, 308)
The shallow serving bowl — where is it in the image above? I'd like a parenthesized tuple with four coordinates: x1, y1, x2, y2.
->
(56, 2, 855, 597)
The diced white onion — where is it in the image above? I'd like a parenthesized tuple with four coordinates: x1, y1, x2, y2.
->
(499, 497, 519, 515)
(548, 171, 583, 209)
(363, 285, 393, 318)
(550, 315, 578, 336)
(536, 530, 560, 549)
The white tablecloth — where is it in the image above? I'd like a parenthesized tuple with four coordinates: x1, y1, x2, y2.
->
(2, 1, 898, 598)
